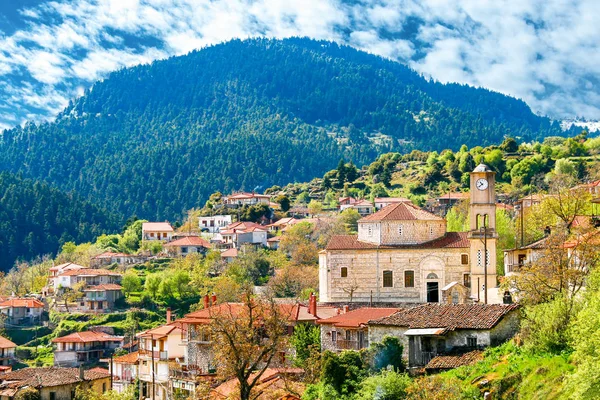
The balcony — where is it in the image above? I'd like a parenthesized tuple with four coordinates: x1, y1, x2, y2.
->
(139, 349, 169, 361)
(170, 364, 204, 381)
(504, 263, 524, 274)
(334, 339, 369, 351)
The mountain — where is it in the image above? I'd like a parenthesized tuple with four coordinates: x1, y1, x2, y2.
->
(0, 172, 120, 270)
(0, 38, 573, 221)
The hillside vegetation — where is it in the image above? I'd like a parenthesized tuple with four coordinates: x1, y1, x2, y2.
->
(0, 38, 573, 221)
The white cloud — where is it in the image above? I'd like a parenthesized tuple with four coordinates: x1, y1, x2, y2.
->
(1, 0, 600, 130)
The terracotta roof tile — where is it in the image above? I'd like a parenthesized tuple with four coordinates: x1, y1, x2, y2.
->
(374, 197, 412, 203)
(317, 308, 400, 328)
(113, 351, 140, 364)
(58, 268, 121, 277)
(93, 252, 131, 259)
(50, 262, 85, 271)
(425, 350, 484, 370)
(0, 335, 16, 349)
(83, 284, 123, 291)
(369, 303, 520, 331)
(53, 331, 123, 344)
(142, 222, 174, 232)
(165, 236, 211, 248)
(221, 248, 238, 258)
(325, 232, 469, 250)
(360, 202, 444, 222)
(0, 367, 110, 389)
(0, 298, 44, 308)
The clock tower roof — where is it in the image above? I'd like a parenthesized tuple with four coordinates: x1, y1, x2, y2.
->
(473, 164, 493, 173)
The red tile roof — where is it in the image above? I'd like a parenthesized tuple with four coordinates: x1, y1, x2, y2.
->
(317, 308, 400, 328)
(353, 200, 374, 207)
(360, 202, 444, 222)
(164, 236, 211, 248)
(374, 197, 412, 203)
(93, 252, 131, 259)
(222, 221, 267, 234)
(113, 351, 140, 364)
(0, 298, 44, 308)
(0, 367, 109, 389)
(142, 222, 174, 232)
(369, 303, 520, 331)
(138, 323, 183, 339)
(83, 284, 123, 292)
(53, 331, 123, 344)
(325, 232, 469, 250)
(58, 268, 121, 277)
(221, 248, 238, 258)
(437, 192, 470, 200)
(425, 350, 484, 370)
(50, 262, 85, 271)
(0, 336, 16, 349)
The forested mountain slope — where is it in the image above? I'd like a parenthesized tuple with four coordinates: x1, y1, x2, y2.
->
(0, 38, 571, 220)
(0, 172, 120, 270)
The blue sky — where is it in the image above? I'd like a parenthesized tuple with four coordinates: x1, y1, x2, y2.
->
(0, 0, 599, 130)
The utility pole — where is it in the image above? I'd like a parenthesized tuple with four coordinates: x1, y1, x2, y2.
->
(151, 338, 155, 400)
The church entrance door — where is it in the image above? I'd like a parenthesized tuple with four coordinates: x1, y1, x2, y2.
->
(427, 282, 439, 303)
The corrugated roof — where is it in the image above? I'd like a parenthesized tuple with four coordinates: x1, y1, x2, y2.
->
(360, 202, 444, 222)
(369, 303, 520, 331)
(317, 308, 400, 328)
(325, 232, 469, 250)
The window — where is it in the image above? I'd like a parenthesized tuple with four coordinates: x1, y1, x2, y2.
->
(398, 225, 403, 236)
(426, 273, 438, 279)
(486, 250, 490, 266)
(463, 274, 471, 288)
(103, 383, 107, 392)
(461, 254, 469, 265)
(340, 267, 348, 278)
(345, 331, 351, 341)
(181, 247, 188, 254)
(50, 393, 56, 400)
(429, 225, 434, 237)
(150, 232, 155, 237)
(477, 250, 482, 266)
(368, 226, 373, 237)
(383, 271, 393, 287)
(452, 291, 459, 304)
(331, 331, 337, 342)
(467, 337, 477, 348)
(404, 271, 414, 288)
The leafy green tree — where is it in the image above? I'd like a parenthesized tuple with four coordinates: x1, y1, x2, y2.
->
(14, 387, 41, 400)
(320, 350, 365, 395)
(354, 370, 411, 400)
(121, 270, 142, 296)
(308, 200, 323, 216)
(144, 273, 162, 300)
(290, 323, 321, 366)
(340, 208, 361, 233)
(274, 194, 291, 212)
(364, 336, 405, 372)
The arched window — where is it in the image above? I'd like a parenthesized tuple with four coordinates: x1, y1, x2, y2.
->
(426, 273, 439, 280)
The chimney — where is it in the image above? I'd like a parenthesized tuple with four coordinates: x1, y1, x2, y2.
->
(308, 293, 317, 317)
(343, 305, 349, 314)
(166, 308, 172, 324)
(211, 293, 217, 306)
(79, 365, 85, 380)
(204, 294, 210, 309)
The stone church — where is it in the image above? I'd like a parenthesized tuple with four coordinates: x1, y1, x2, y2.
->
(319, 164, 499, 304)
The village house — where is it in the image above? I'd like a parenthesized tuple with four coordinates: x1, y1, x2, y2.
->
(142, 222, 174, 241)
(338, 197, 357, 211)
(319, 165, 500, 304)
(173, 295, 337, 398)
(110, 351, 139, 394)
(90, 252, 146, 268)
(266, 217, 299, 232)
(199, 215, 232, 233)
(220, 248, 238, 263)
(368, 303, 520, 369)
(53, 330, 124, 367)
(81, 284, 124, 313)
(0, 366, 110, 400)
(374, 197, 412, 210)
(267, 236, 281, 250)
(0, 298, 44, 327)
(318, 307, 399, 352)
(223, 192, 271, 206)
(351, 199, 375, 216)
(164, 236, 211, 256)
(210, 368, 304, 400)
(53, 268, 121, 290)
(220, 222, 268, 248)
(45, 263, 85, 295)
(428, 192, 470, 216)
(0, 336, 16, 370)
(503, 236, 550, 275)
(138, 311, 185, 400)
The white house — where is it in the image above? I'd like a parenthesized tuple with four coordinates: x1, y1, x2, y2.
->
(198, 215, 232, 233)
(223, 192, 271, 206)
(220, 222, 268, 248)
(54, 269, 122, 290)
(111, 351, 139, 394)
(374, 197, 411, 210)
(0, 298, 44, 326)
(142, 222, 174, 241)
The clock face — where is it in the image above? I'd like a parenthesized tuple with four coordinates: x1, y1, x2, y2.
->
(476, 178, 489, 191)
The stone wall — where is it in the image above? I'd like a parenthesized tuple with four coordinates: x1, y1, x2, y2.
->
(368, 325, 409, 358)
(322, 247, 471, 303)
(358, 220, 447, 245)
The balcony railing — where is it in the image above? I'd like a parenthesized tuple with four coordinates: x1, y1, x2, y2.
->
(139, 349, 169, 361)
(505, 263, 524, 274)
(335, 339, 369, 351)
(170, 364, 204, 381)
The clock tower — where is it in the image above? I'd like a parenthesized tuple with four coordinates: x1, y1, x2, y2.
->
(468, 164, 498, 303)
